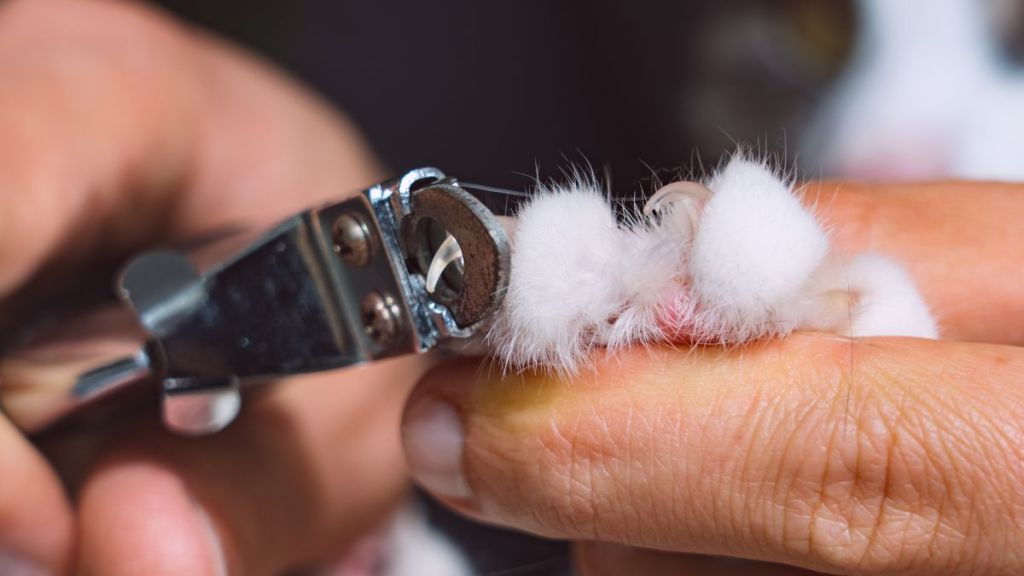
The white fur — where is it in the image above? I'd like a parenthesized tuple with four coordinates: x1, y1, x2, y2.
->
(489, 154, 938, 372)
(488, 180, 628, 371)
(803, 0, 1024, 181)
(842, 253, 939, 338)
(602, 221, 682, 349)
(690, 158, 829, 341)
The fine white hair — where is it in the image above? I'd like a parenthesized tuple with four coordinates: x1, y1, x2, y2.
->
(488, 152, 937, 372)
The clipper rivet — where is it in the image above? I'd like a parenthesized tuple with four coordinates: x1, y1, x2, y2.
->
(332, 213, 371, 267)
(361, 291, 401, 346)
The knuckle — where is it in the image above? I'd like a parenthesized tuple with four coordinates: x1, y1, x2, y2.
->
(1, 0, 190, 73)
(775, 362, 1023, 574)
(0, 0, 194, 294)
(799, 394, 935, 573)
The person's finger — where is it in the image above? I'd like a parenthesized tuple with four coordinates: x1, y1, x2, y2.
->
(78, 357, 422, 576)
(0, 415, 73, 574)
(0, 0, 414, 573)
(0, 0, 380, 301)
(403, 336, 1024, 574)
(575, 543, 824, 576)
(808, 181, 1024, 345)
(76, 458, 227, 576)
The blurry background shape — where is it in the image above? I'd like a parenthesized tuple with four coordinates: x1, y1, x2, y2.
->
(803, 0, 1024, 181)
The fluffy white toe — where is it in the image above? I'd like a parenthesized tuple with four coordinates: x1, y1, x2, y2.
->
(489, 181, 626, 370)
(843, 253, 939, 338)
(689, 157, 830, 340)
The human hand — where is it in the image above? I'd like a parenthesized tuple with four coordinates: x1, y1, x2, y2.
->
(0, 1, 421, 574)
(402, 181, 1024, 574)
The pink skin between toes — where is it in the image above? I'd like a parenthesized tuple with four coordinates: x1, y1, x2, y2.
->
(647, 183, 713, 343)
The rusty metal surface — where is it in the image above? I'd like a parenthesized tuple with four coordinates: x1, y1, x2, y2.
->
(407, 183, 510, 328)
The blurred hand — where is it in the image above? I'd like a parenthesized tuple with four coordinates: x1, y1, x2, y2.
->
(402, 182, 1024, 575)
(0, 0, 421, 574)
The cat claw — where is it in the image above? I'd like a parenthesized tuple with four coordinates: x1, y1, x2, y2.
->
(643, 180, 712, 239)
(642, 180, 712, 216)
(424, 233, 465, 294)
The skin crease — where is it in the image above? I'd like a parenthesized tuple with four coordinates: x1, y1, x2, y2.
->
(0, 0, 426, 574)
(406, 182, 1024, 575)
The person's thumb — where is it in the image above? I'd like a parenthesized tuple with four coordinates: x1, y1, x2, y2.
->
(403, 335, 1024, 574)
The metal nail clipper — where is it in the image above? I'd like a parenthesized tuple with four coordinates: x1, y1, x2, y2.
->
(0, 168, 511, 436)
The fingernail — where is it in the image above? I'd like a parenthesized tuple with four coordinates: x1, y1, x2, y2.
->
(402, 398, 471, 500)
(0, 550, 48, 576)
(191, 500, 229, 576)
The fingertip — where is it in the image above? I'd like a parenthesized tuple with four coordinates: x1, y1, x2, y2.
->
(402, 360, 479, 509)
(0, 418, 73, 575)
(77, 362, 420, 576)
(78, 456, 229, 576)
(402, 396, 470, 502)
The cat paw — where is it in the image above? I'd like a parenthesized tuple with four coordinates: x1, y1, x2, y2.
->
(487, 151, 938, 373)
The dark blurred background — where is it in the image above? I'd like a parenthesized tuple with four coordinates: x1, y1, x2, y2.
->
(149, 1, 857, 195)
